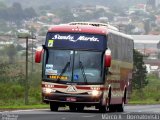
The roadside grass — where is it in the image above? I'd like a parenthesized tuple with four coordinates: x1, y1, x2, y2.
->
(129, 100, 160, 105)
(0, 104, 49, 110)
(0, 69, 44, 110)
(129, 74, 160, 104)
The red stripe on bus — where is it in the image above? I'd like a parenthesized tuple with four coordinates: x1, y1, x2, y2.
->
(100, 87, 108, 91)
(54, 85, 68, 88)
(76, 86, 91, 90)
(42, 84, 121, 91)
(42, 84, 68, 89)
(76, 86, 109, 91)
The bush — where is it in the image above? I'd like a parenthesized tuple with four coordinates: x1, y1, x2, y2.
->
(130, 74, 160, 103)
(0, 69, 42, 106)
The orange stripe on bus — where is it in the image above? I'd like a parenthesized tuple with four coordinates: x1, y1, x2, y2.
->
(107, 80, 121, 83)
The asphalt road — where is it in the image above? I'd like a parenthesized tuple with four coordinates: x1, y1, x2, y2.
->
(0, 105, 160, 120)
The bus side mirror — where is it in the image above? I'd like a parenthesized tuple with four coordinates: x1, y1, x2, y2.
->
(105, 49, 111, 67)
(35, 46, 43, 63)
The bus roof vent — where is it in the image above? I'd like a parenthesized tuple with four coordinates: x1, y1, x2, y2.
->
(69, 22, 119, 31)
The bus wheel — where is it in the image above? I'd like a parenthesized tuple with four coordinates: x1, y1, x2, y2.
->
(77, 105, 84, 112)
(116, 89, 126, 112)
(108, 105, 116, 112)
(116, 103, 124, 112)
(69, 105, 76, 112)
(99, 105, 107, 113)
(50, 102, 59, 111)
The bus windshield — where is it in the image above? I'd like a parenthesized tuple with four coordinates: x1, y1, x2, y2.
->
(43, 49, 103, 84)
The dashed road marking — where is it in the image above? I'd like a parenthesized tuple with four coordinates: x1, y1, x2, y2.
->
(82, 115, 96, 118)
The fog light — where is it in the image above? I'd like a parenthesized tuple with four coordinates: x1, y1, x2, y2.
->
(88, 90, 100, 96)
(43, 88, 56, 93)
(92, 90, 99, 96)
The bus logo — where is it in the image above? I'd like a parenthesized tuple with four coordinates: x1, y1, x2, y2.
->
(51, 34, 99, 43)
(48, 40, 54, 47)
(67, 86, 77, 92)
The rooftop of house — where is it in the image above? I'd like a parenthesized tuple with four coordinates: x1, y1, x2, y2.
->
(132, 35, 160, 44)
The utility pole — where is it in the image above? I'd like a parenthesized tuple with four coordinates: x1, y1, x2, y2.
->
(143, 44, 146, 56)
(25, 36, 29, 105)
(157, 41, 160, 59)
(32, 36, 34, 72)
(18, 34, 36, 105)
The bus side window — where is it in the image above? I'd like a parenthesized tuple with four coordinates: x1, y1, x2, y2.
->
(128, 40, 133, 62)
(118, 36, 122, 60)
(114, 35, 118, 60)
(122, 38, 125, 61)
(109, 34, 115, 60)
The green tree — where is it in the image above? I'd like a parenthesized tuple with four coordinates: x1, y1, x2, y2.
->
(24, 7, 37, 20)
(0, 2, 37, 26)
(93, 9, 106, 19)
(55, 6, 74, 23)
(16, 44, 25, 51)
(158, 53, 160, 59)
(8, 2, 24, 25)
(0, 62, 24, 84)
(4, 44, 17, 64)
(132, 49, 148, 89)
(0, 62, 10, 83)
(0, 2, 7, 9)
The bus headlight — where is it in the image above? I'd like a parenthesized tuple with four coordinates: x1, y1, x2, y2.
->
(88, 90, 101, 96)
(92, 90, 99, 96)
(43, 88, 56, 94)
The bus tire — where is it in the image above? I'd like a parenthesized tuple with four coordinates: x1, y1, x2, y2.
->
(77, 105, 84, 112)
(116, 103, 124, 112)
(108, 105, 116, 112)
(123, 88, 127, 104)
(50, 102, 59, 111)
(69, 105, 76, 111)
(98, 97, 108, 112)
(116, 88, 126, 112)
(99, 105, 107, 113)
(108, 88, 116, 112)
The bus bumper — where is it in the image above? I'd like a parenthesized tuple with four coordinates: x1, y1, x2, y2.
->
(42, 93, 101, 105)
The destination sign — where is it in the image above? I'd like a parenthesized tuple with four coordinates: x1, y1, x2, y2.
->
(48, 75, 68, 80)
(46, 32, 106, 51)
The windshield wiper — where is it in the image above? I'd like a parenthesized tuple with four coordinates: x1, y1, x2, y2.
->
(56, 62, 70, 82)
(79, 61, 88, 84)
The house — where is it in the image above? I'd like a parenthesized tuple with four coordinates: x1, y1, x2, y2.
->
(144, 59, 160, 77)
(132, 35, 160, 76)
(0, 35, 14, 48)
(132, 35, 160, 56)
(147, 0, 160, 8)
(129, 4, 146, 14)
(113, 16, 132, 25)
(155, 15, 160, 25)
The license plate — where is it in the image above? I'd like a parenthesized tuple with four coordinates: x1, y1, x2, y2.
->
(66, 97, 76, 102)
